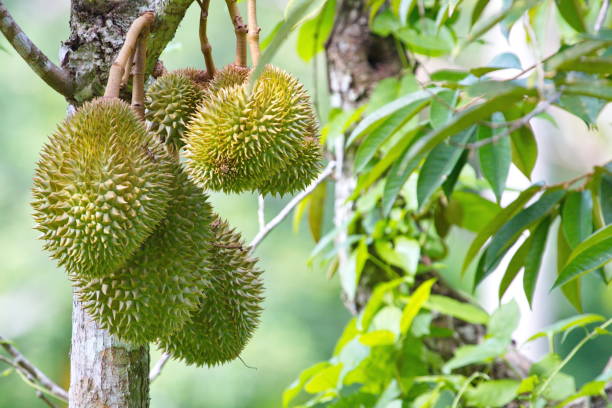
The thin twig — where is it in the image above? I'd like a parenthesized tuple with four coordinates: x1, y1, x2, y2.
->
(0, 1, 74, 98)
(258, 195, 265, 230)
(196, 0, 216, 75)
(595, 0, 610, 32)
(149, 352, 171, 382)
(224, 0, 248, 67)
(36, 392, 58, 408)
(104, 11, 155, 98)
(249, 161, 336, 251)
(457, 92, 560, 150)
(0, 336, 68, 402)
(247, 0, 261, 66)
(131, 27, 149, 120)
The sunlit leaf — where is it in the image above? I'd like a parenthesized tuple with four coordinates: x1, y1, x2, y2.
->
(447, 191, 501, 233)
(465, 379, 520, 407)
(296, 0, 336, 61)
(425, 295, 489, 324)
(400, 279, 436, 334)
(526, 313, 604, 343)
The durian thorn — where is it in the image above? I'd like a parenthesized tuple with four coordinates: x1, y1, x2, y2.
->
(196, 0, 216, 76)
(247, 0, 261, 66)
(131, 26, 149, 121)
(104, 11, 155, 99)
(224, 0, 248, 67)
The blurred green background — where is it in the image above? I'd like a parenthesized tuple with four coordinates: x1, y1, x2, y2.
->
(0, 1, 610, 407)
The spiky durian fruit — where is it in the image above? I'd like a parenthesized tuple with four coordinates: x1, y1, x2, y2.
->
(73, 165, 213, 344)
(32, 99, 174, 278)
(173, 68, 210, 90)
(183, 65, 321, 194)
(158, 216, 264, 366)
(206, 64, 250, 93)
(145, 71, 206, 150)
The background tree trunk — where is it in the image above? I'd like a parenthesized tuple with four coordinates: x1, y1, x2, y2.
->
(63, 1, 193, 406)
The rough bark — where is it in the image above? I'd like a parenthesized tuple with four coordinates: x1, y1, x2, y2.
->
(63, 1, 193, 407)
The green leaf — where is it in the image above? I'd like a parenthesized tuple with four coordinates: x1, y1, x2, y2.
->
(526, 314, 604, 343)
(465, 380, 520, 407)
(360, 278, 408, 331)
(425, 295, 489, 324)
(510, 125, 537, 179)
(555, 0, 586, 32)
(400, 279, 436, 334)
(553, 224, 612, 288)
(600, 165, 612, 225)
(562, 79, 612, 101)
(488, 300, 520, 341)
(383, 86, 529, 215)
(430, 90, 458, 129)
(562, 191, 593, 248)
(476, 189, 565, 285)
(351, 124, 426, 199)
(441, 150, 468, 198)
(470, 52, 522, 77)
(477, 119, 511, 203)
(498, 236, 531, 300)
(417, 128, 474, 208)
(359, 330, 396, 346)
(348, 90, 437, 146)
(304, 364, 342, 393)
(354, 238, 369, 291)
(260, 21, 283, 50)
(308, 182, 327, 242)
(333, 318, 358, 355)
(557, 57, 612, 74)
(396, 26, 452, 57)
(355, 102, 428, 173)
(470, 0, 490, 28)
(557, 224, 582, 312)
(293, 196, 310, 233)
(430, 69, 470, 82)
(393, 237, 420, 275)
(523, 216, 552, 307)
(447, 191, 501, 233)
(371, 9, 401, 36)
(442, 338, 508, 373)
(296, 0, 336, 61)
(462, 183, 543, 274)
(546, 39, 612, 72)
(283, 362, 331, 406)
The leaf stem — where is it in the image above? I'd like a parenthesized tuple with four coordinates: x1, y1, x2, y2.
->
(225, 0, 248, 67)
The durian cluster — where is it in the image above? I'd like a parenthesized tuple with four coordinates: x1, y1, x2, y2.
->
(32, 61, 320, 367)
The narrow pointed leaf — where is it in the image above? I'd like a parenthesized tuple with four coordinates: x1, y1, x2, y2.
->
(523, 216, 552, 307)
(557, 224, 582, 312)
(499, 236, 531, 300)
(554, 0, 586, 32)
(562, 191, 593, 248)
(478, 121, 511, 203)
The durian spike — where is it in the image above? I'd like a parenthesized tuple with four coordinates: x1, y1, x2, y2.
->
(247, 0, 260, 66)
(224, 0, 248, 67)
(131, 26, 149, 121)
(196, 0, 216, 76)
(104, 11, 155, 99)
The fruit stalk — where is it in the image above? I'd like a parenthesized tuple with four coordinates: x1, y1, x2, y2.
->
(247, 0, 260, 66)
(131, 27, 149, 120)
(104, 11, 155, 99)
(198, 0, 216, 76)
(224, 0, 248, 67)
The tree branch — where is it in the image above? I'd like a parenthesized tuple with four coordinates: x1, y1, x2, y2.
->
(131, 27, 149, 120)
(250, 161, 336, 251)
(0, 1, 74, 98)
(257, 195, 266, 230)
(0, 335, 68, 402)
(225, 0, 248, 67)
(196, 0, 216, 76)
(149, 352, 171, 382)
(247, 0, 261, 66)
(104, 11, 155, 99)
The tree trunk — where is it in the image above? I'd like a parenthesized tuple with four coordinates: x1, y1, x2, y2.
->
(62, 1, 193, 406)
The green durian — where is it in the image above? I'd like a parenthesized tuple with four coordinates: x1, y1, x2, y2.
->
(183, 65, 321, 194)
(145, 71, 206, 150)
(32, 98, 174, 278)
(206, 64, 250, 94)
(73, 165, 213, 344)
(158, 216, 264, 366)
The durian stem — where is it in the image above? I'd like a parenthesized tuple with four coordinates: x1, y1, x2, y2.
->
(198, 0, 216, 76)
(224, 0, 248, 67)
(131, 27, 149, 121)
(247, 0, 261, 66)
(121, 51, 135, 88)
(104, 11, 155, 99)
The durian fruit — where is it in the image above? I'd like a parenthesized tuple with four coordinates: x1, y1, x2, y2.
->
(145, 71, 206, 150)
(73, 165, 214, 344)
(183, 65, 321, 194)
(206, 64, 250, 94)
(173, 68, 210, 90)
(158, 216, 264, 366)
(32, 98, 174, 278)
